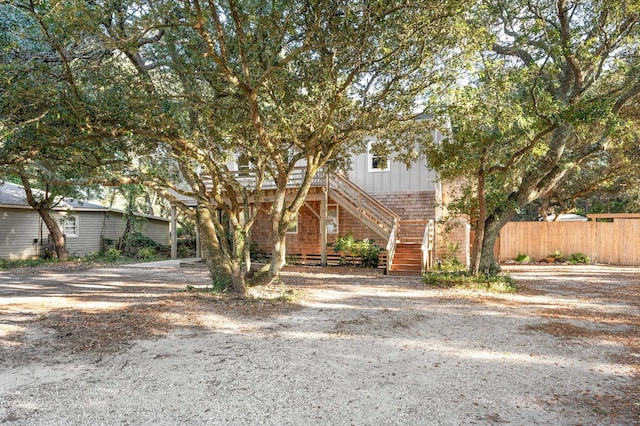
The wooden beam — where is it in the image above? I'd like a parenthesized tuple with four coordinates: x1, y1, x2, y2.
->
(304, 201, 321, 219)
(170, 204, 177, 259)
(320, 186, 328, 266)
(587, 213, 640, 220)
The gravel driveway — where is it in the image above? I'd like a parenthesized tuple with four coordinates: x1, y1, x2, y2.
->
(0, 263, 638, 425)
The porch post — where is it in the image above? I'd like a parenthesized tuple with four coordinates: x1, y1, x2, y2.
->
(171, 204, 178, 260)
(320, 175, 328, 266)
(195, 222, 201, 258)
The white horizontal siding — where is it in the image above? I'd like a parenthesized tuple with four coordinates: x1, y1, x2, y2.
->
(0, 207, 40, 259)
(141, 220, 170, 245)
(62, 212, 108, 257)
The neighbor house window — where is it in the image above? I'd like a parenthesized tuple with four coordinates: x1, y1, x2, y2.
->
(286, 215, 298, 234)
(368, 142, 389, 172)
(327, 205, 338, 234)
(236, 154, 251, 176)
(62, 216, 78, 237)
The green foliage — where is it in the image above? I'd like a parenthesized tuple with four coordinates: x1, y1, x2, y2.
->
(136, 247, 157, 260)
(104, 248, 124, 262)
(330, 233, 382, 268)
(285, 255, 301, 265)
(436, 242, 462, 270)
(210, 276, 232, 293)
(547, 250, 564, 261)
(423, 270, 518, 293)
(0, 258, 57, 270)
(514, 253, 530, 263)
(569, 252, 591, 264)
(426, 0, 640, 273)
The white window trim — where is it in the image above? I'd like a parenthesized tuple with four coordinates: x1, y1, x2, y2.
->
(327, 204, 338, 235)
(367, 141, 390, 172)
(60, 215, 78, 238)
(233, 153, 252, 175)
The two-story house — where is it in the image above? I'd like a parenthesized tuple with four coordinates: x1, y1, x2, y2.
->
(241, 134, 470, 275)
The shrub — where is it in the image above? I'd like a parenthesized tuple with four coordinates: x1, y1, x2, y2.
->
(0, 258, 55, 270)
(547, 250, 565, 262)
(569, 252, 591, 264)
(423, 270, 518, 293)
(136, 247, 157, 260)
(514, 253, 530, 263)
(330, 233, 382, 268)
(104, 248, 124, 262)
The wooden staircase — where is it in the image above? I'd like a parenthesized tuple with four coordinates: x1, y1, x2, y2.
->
(326, 174, 435, 276)
(388, 242, 423, 275)
(388, 219, 429, 276)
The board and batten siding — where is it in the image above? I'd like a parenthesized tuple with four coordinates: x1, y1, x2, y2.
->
(346, 139, 439, 194)
(0, 207, 40, 259)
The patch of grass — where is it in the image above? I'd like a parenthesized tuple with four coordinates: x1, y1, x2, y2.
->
(185, 276, 232, 294)
(0, 258, 59, 270)
(423, 270, 518, 293)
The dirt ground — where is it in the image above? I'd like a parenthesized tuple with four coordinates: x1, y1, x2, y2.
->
(0, 262, 638, 425)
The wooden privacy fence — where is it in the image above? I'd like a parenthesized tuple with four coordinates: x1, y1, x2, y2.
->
(497, 219, 640, 265)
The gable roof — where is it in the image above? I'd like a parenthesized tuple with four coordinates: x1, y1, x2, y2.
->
(0, 181, 107, 210)
(0, 182, 169, 221)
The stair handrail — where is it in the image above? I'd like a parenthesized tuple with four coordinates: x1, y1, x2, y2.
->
(421, 219, 435, 273)
(385, 220, 398, 274)
(327, 173, 399, 233)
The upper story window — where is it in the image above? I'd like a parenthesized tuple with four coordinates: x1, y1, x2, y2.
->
(368, 141, 389, 172)
(236, 154, 251, 176)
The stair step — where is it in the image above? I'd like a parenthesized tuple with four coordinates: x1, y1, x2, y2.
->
(393, 254, 421, 262)
(388, 270, 422, 277)
(399, 237, 423, 243)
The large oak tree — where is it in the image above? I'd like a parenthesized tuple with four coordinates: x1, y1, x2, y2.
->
(427, 0, 640, 274)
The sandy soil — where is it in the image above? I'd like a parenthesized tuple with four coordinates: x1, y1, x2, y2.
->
(0, 262, 638, 425)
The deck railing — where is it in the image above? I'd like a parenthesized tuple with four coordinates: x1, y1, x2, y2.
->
(327, 173, 398, 236)
(421, 219, 435, 273)
(201, 167, 326, 190)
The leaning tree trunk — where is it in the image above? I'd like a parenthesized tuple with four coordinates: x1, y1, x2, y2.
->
(19, 174, 67, 260)
(37, 206, 68, 261)
(477, 210, 517, 275)
(196, 205, 247, 295)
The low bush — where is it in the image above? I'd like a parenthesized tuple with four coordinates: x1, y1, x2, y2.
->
(514, 253, 530, 263)
(569, 252, 591, 264)
(547, 250, 565, 262)
(330, 233, 382, 268)
(423, 270, 518, 293)
(136, 247, 157, 260)
(0, 258, 57, 270)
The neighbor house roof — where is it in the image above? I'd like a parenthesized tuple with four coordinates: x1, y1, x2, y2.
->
(0, 181, 169, 221)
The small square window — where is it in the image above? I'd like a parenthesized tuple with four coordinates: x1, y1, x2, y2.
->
(236, 154, 250, 176)
(327, 205, 338, 234)
(61, 216, 78, 237)
(368, 142, 389, 172)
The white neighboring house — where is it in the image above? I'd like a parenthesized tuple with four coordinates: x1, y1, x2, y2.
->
(0, 182, 170, 260)
(544, 213, 588, 222)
